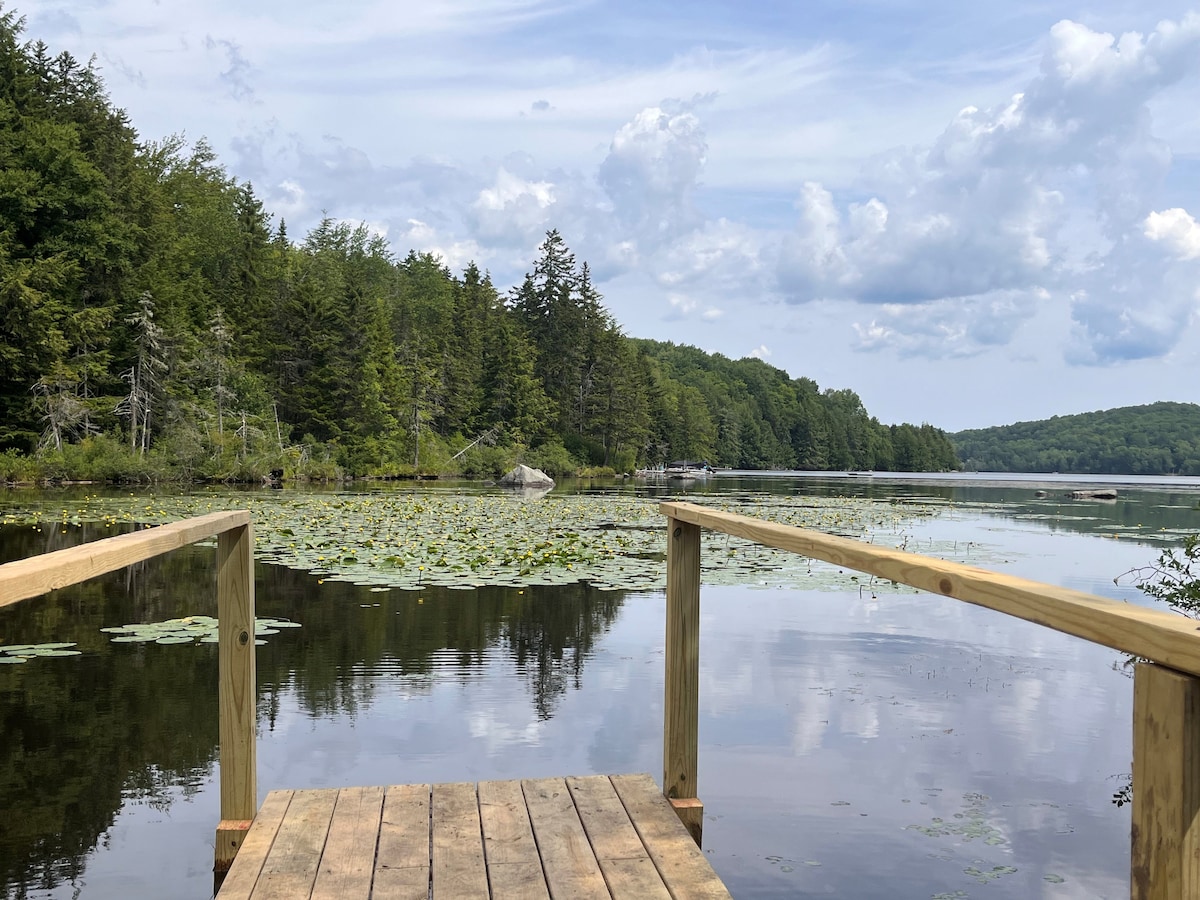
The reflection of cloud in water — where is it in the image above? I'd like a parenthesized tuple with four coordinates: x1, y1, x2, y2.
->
(693, 582, 1131, 897)
(468, 706, 546, 752)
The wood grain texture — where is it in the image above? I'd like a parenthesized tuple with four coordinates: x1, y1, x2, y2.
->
(612, 774, 731, 900)
(568, 776, 671, 899)
(522, 777, 610, 900)
(661, 501, 1200, 675)
(215, 791, 293, 899)
(1132, 664, 1200, 900)
(566, 775, 648, 861)
(246, 788, 338, 900)
(0, 510, 250, 607)
(218, 523, 257, 827)
(215, 819, 254, 874)
(216, 777, 734, 899)
(596, 857, 673, 900)
(486, 862, 552, 900)
(479, 779, 544, 867)
(664, 517, 701, 812)
(668, 798, 704, 847)
(310, 786, 385, 900)
(431, 783, 488, 900)
(479, 779, 550, 900)
(373, 784, 431, 900)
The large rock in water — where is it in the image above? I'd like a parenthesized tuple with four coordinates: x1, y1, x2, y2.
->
(499, 464, 555, 488)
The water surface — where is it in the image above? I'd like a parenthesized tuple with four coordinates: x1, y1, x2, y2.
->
(1, 474, 1195, 898)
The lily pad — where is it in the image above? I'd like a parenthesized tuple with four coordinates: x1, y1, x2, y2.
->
(103, 615, 302, 646)
(37, 489, 969, 595)
(1, 641, 80, 662)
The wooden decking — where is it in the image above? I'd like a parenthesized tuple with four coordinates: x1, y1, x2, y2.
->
(216, 773, 732, 899)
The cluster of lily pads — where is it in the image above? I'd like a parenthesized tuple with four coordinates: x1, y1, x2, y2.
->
(101, 615, 301, 645)
(0, 642, 81, 664)
(0, 489, 997, 594)
(909, 792, 1068, 890)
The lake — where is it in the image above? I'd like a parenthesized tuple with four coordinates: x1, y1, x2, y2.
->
(2, 472, 1199, 899)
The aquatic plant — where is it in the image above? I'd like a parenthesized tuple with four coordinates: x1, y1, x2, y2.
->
(0, 489, 987, 594)
(101, 616, 301, 646)
(0, 642, 82, 663)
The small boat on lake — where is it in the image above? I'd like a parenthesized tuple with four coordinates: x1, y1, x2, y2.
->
(665, 460, 714, 480)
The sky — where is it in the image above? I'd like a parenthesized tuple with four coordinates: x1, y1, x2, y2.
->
(19, 0, 1200, 432)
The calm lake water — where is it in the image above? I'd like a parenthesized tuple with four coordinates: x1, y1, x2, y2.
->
(2, 472, 1199, 899)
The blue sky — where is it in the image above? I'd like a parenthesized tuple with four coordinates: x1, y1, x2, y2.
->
(22, 0, 1200, 431)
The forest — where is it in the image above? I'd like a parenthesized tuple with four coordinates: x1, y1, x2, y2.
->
(0, 10, 960, 482)
(951, 402, 1200, 475)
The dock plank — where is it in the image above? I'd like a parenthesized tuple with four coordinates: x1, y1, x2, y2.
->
(217, 790, 294, 899)
(522, 777, 610, 900)
(567, 775, 650, 861)
(431, 782, 488, 900)
(248, 788, 339, 900)
(216, 774, 733, 900)
(598, 857, 674, 900)
(612, 774, 732, 900)
(479, 780, 549, 899)
(310, 786, 385, 900)
(568, 776, 671, 899)
(373, 783, 430, 900)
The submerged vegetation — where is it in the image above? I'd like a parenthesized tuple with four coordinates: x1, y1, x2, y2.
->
(0, 9, 958, 483)
(0, 488, 999, 593)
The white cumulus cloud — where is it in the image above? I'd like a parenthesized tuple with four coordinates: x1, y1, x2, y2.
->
(599, 105, 707, 247)
(1144, 208, 1200, 260)
(779, 12, 1200, 363)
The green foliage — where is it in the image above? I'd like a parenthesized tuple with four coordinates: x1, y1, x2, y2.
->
(0, 14, 961, 482)
(457, 443, 515, 478)
(523, 440, 580, 476)
(952, 403, 1200, 475)
(0, 447, 38, 482)
(634, 340, 959, 473)
(1130, 535, 1200, 617)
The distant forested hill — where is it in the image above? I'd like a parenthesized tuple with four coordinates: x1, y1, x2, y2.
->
(951, 402, 1200, 475)
(633, 341, 959, 472)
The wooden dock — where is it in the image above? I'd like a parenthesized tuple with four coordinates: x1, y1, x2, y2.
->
(215, 773, 732, 899)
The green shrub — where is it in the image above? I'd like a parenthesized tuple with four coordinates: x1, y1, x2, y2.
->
(0, 449, 38, 483)
(524, 440, 579, 476)
(456, 444, 515, 478)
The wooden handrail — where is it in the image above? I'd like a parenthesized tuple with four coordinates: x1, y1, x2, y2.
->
(661, 500, 1200, 677)
(0, 510, 257, 877)
(0, 510, 250, 608)
(659, 499, 1200, 899)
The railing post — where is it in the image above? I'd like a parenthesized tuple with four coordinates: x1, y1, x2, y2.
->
(664, 515, 703, 845)
(215, 522, 257, 876)
(1132, 662, 1200, 899)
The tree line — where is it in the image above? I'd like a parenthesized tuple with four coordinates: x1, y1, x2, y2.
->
(0, 10, 959, 481)
(951, 402, 1200, 475)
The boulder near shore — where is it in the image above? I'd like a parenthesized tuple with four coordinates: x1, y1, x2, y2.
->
(498, 465, 555, 488)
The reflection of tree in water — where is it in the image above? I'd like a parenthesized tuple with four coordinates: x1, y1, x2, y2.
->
(501, 583, 624, 720)
(0, 524, 626, 896)
(0, 525, 220, 898)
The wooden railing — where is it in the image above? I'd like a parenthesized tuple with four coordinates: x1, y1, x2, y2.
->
(660, 500, 1200, 899)
(0, 511, 257, 876)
